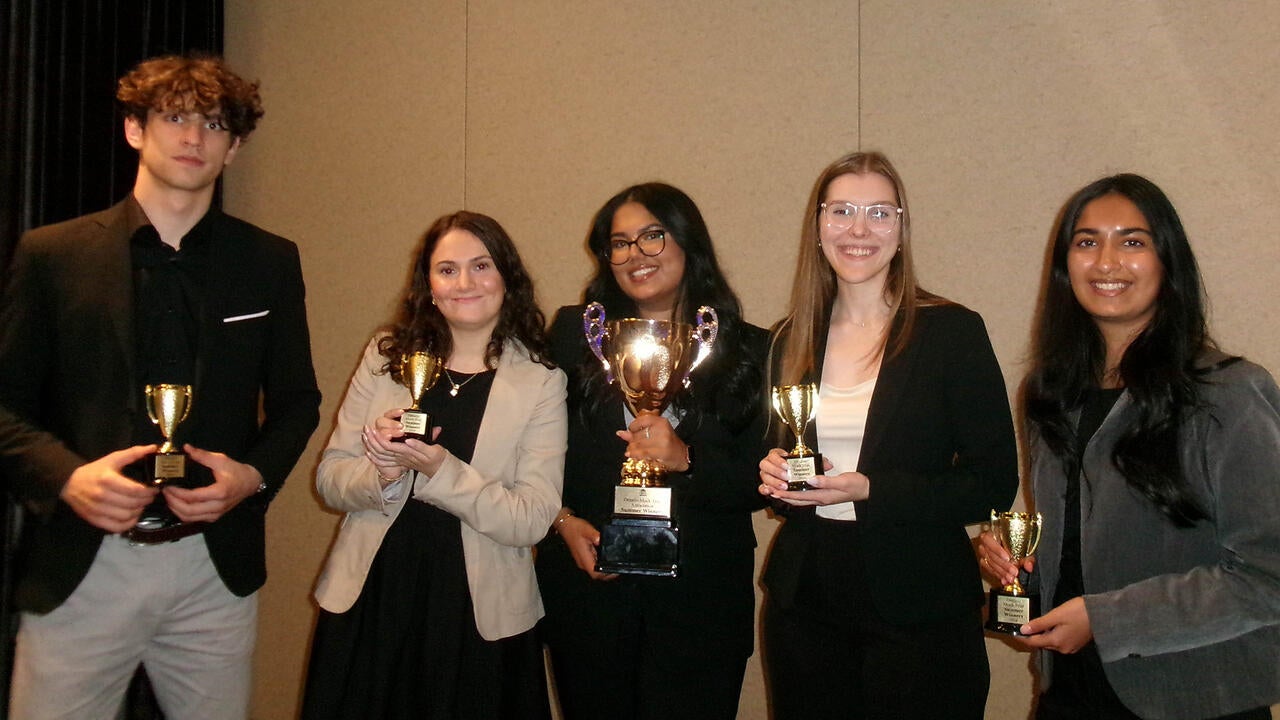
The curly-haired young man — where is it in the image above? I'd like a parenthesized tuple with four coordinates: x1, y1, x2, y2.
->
(0, 54, 320, 719)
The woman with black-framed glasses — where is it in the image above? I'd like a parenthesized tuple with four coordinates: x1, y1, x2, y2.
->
(536, 182, 770, 719)
(757, 150, 1018, 719)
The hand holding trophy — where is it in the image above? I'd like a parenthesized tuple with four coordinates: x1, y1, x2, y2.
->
(394, 351, 443, 443)
(771, 383, 824, 491)
(985, 510, 1043, 635)
(144, 383, 192, 485)
(584, 301, 718, 577)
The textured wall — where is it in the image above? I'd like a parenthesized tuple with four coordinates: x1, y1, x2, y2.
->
(224, 2, 1280, 718)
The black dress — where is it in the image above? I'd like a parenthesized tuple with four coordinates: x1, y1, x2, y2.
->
(301, 369, 550, 720)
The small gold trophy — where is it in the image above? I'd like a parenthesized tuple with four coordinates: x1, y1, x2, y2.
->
(394, 351, 443, 443)
(772, 383, 824, 491)
(584, 302, 718, 577)
(985, 510, 1044, 635)
(144, 384, 192, 485)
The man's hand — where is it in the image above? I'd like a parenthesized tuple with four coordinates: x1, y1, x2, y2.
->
(60, 445, 160, 533)
(162, 444, 264, 523)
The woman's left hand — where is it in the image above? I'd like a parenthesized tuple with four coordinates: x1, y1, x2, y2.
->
(368, 409, 446, 478)
(1013, 596, 1093, 654)
(617, 415, 689, 472)
(766, 466, 870, 507)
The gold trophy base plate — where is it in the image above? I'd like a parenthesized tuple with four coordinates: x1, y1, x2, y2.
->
(152, 453, 187, 486)
(393, 409, 433, 444)
(985, 590, 1040, 635)
(785, 452, 823, 491)
(596, 517, 680, 577)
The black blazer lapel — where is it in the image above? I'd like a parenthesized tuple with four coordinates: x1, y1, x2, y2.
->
(857, 318, 918, 470)
(90, 204, 139, 416)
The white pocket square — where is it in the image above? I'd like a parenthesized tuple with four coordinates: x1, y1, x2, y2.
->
(223, 310, 270, 323)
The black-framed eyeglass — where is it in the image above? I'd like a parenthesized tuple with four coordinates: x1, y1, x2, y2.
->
(608, 228, 667, 265)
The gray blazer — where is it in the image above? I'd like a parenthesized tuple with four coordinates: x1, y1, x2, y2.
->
(1031, 354, 1280, 719)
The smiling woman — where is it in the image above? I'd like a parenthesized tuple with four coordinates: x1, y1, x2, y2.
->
(757, 150, 1018, 720)
(537, 182, 770, 720)
(1066, 193, 1165, 367)
(979, 174, 1280, 720)
(301, 211, 566, 719)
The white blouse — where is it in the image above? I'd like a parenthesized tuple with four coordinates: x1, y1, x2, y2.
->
(814, 376, 876, 521)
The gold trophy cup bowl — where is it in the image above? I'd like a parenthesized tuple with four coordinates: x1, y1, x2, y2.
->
(395, 351, 443, 443)
(583, 302, 718, 577)
(772, 383, 824, 491)
(144, 383, 192, 485)
(985, 510, 1044, 635)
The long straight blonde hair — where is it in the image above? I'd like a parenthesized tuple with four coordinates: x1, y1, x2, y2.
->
(775, 150, 944, 385)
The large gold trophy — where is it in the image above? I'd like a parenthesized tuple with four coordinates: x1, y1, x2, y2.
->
(985, 510, 1044, 635)
(394, 351, 443, 443)
(584, 302, 718, 577)
(771, 383, 824, 491)
(144, 384, 192, 485)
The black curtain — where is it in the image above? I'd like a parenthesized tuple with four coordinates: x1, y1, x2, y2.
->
(1, 2, 223, 717)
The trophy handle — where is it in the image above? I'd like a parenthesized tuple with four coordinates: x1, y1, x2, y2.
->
(1026, 512, 1044, 557)
(583, 302, 613, 384)
(178, 386, 192, 425)
(684, 306, 719, 386)
(145, 386, 159, 425)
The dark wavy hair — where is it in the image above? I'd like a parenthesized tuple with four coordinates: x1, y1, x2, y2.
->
(378, 211, 551, 378)
(116, 54, 264, 139)
(1025, 173, 1226, 526)
(575, 182, 762, 433)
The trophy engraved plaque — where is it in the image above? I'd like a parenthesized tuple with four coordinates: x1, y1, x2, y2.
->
(584, 302, 718, 577)
(772, 383, 824, 491)
(394, 351, 443, 443)
(144, 384, 192, 485)
(985, 510, 1044, 635)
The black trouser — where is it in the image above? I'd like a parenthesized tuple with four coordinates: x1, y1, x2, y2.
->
(763, 520, 989, 720)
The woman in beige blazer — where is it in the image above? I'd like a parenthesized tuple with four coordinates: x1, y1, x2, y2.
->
(301, 211, 567, 720)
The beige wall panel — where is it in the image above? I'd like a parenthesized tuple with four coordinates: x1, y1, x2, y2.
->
(860, 3, 1280, 719)
(860, 0, 1280, 379)
(463, 1, 861, 327)
(224, 2, 467, 717)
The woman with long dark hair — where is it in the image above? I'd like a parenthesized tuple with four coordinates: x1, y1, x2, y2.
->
(301, 211, 566, 719)
(758, 151, 1019, 718)
(979, 174, 1280, 719)
(536, 183, 769, 719)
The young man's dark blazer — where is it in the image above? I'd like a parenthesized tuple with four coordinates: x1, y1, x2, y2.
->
(762, 303, 1019, 625)
(0, 198, 322, 614)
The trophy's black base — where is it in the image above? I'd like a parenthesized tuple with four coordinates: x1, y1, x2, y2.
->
(985, 590, 1040, 636)
(596, 517, 680, 577)
(785, 451, 824, 491)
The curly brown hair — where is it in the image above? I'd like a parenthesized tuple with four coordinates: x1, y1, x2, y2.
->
(378, 211, 553, 380)
(116, 54, 264, 139)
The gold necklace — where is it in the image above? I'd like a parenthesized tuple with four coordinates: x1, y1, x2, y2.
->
(443, 368, 480, 397)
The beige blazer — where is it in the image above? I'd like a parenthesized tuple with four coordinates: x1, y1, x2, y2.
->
(313, 336, 567, 640)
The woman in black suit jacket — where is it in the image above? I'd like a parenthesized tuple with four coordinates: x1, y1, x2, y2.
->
(758, 151, 1018, 719)
(537, 183, 768, 720)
